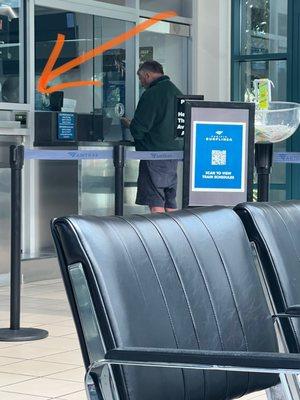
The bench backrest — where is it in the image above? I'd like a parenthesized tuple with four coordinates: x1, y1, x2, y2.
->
(235, 201, 300, 353)
(52, 207, 279, 400)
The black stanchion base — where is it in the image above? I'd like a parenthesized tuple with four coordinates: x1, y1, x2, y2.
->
(0, 328, 48, 342)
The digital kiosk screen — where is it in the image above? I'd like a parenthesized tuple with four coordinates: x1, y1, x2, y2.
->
(183, 101, 255, 207)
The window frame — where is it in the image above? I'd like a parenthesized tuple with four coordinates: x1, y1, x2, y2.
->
(231, 0, 294, 200)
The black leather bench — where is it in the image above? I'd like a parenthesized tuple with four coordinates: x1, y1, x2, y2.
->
(235, 201, 300, 354)
(51, 207, 300, 400)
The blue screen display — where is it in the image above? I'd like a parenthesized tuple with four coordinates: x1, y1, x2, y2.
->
(57, 113, 76, 141)
(193, 122, 245, 191)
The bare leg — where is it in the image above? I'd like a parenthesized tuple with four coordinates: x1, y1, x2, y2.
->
(150, 206, 165, 213)
(165, 208, 178, 213)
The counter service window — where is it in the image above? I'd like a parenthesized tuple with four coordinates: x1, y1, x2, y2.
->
(34, 6, 135, 143)
(0, 0, 23, 103)
(139, 20, 189, 94)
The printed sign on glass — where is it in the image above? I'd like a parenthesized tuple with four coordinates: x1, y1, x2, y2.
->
(57, 113, 75, 140)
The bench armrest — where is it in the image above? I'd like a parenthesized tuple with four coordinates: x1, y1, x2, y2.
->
(85, 347, 300, 399)
(273, 305, 300, 319)
(88, 347, 300, 376)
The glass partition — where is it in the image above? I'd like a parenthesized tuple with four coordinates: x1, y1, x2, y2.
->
(34, 6, 135, 142)
(94, 17, 135, 142)
(0, 0, 23, 103)
(139, 25, 189, 94)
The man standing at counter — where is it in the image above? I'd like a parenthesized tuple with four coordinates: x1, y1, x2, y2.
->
(121, 61, 183, 213)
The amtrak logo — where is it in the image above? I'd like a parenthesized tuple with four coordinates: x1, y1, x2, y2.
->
(216, 130, 223, 135)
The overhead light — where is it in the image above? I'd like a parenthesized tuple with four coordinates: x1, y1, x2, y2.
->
(0, 5, 18, 21)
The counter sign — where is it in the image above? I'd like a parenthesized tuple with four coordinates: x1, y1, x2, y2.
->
(177, 99, 186, 138)
(57, 113, 76, 141)
(175, 95, 204, 138)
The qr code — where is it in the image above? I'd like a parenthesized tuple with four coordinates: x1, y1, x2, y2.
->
(211, 150, 227, 166)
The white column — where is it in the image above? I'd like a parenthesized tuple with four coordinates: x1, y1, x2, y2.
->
(193, 0, 231, 101)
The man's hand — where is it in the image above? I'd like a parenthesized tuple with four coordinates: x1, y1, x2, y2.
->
(120, 117, 131, 129)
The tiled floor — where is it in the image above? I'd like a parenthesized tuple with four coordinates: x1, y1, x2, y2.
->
(0, 279, 85, 400)
(0, 278, 268, 400)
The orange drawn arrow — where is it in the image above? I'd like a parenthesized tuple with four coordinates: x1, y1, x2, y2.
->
(38, 10, 177, 94)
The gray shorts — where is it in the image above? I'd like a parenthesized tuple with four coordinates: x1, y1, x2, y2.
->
(136, 160, 178, 209)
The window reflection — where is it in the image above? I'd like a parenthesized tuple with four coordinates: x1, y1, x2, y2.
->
(240, 0, 288, 55)
(139, 30, 188, 94)
(240, 60, 287, 101)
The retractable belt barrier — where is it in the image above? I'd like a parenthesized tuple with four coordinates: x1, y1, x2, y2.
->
(274, 152, 300, 164)
(25, 147, 184, 216)
(24, 149, 184, 161)
(21, 147, 300, 217)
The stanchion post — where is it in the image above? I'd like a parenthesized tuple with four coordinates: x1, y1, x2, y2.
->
(10, 145, 23, 330)
(114, 144, 125, 216)
(0, 145, 48, 341)
(255, 143, 273, 202)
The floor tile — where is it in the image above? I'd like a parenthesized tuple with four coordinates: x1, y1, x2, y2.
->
(37, 350, 83, 366)
(20, 314, 72, 326)
(25, 279, 62, 287)
(32, 324, 76, 337)
(0, 357, 24, 366)
(2, 377, 84, 398)
(0, 341, 23, 349)
(25, 336, 79, 351)
(0, 360, 79, 377)
(0, 391, 50, 400)
(0, 372, 33, 387)
(243, 392, 267, 400)
(61, 333, 78, 340)
(50, 320, 76, 328)
(55, 390, 86, 400)
(0, 343, 65, 359)
(47, 366, 85, 383)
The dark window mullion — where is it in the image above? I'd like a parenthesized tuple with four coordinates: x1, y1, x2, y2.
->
(233, 53, 288, 62)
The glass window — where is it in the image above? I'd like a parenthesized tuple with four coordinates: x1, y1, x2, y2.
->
(239, 60, 287, 101)
(240, 0, 288, 55)
(139, 30, 188, 94)
(240, 60, 287, 187)
(94, 17, 135, 142)
(140, 0, 192, 18)
(34, 6, 135, 142)
(0, 0, 23, 103)
(269, 189, 287, 201)
(35, 7, 94, 113)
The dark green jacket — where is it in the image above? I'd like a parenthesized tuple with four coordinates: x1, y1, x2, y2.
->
(130, 75, 183, 151)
